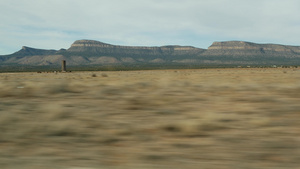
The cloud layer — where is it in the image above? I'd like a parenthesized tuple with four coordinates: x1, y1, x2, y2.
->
(1, 0, 300, 54)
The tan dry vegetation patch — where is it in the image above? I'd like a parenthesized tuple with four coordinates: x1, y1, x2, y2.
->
(0, 68, 300, 169)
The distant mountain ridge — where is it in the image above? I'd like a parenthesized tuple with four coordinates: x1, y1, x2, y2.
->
(1, 39, 300, 67)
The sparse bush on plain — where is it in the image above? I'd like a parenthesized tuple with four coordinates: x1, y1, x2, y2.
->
(101, 73, 108, 77)
(0, 69, 300, 169)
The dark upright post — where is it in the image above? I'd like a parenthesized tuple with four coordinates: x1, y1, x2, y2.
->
(62, 60, 66, 72)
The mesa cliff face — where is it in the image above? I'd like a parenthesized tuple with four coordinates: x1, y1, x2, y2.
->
(1, 39, 300, 67)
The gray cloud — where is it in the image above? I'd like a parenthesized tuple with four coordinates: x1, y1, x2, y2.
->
(1, 0, 300, 54)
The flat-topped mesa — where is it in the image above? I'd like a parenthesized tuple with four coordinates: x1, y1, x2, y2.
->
(69, 39, 159, 50)
(161, 45, 198, 51)
(67, 39, 204, 56)
(69, 39, 199, 50)
(68, 40, 121, 53)
(208, 41, 261, 50)
(70, 40, 114, 48)
(208, 41, 300, 53)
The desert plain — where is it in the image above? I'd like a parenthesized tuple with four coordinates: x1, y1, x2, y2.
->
(0, 68, 300, 169)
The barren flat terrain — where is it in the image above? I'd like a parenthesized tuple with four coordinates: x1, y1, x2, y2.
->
(0, 68, 300, 169)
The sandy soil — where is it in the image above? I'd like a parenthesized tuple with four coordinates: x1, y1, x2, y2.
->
(0, 68, 300, 169)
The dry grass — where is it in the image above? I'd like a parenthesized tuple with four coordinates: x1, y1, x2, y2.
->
(0, 68, 300, 169)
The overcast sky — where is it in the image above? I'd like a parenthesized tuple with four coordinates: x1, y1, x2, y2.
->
(1, 0, 300, 55)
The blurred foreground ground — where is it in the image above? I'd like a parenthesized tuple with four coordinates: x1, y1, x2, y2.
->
(0, 68, 300, 169)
